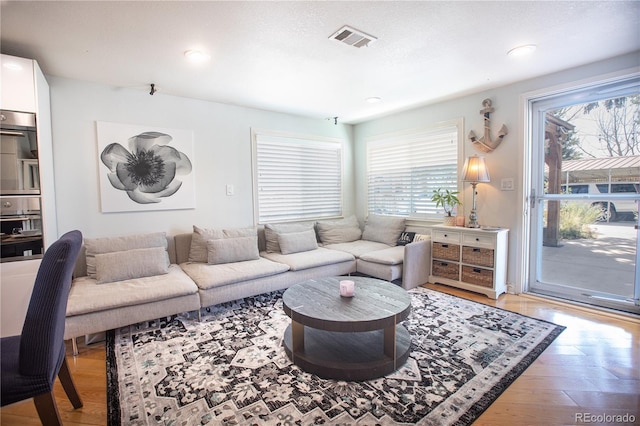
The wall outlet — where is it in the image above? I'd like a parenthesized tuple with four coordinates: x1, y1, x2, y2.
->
(501, 178, 514, 191)
(226, 184, 234, 196)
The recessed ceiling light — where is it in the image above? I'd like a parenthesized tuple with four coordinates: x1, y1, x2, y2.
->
(366, 97, 382, 104)
(507, 44, 537, 57)
(184, 50, 211, 63)
(2, 62, 23, 71)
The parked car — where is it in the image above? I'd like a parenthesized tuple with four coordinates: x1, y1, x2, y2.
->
(562, 182, 639, 222)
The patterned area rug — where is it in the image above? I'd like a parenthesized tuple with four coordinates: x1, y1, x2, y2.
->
(106, 287, 565, 425)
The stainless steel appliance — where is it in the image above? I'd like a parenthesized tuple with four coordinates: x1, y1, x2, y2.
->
(0, 196, 43, 259)
(1, 111, 42, 260)
(1, 110, 39, 195)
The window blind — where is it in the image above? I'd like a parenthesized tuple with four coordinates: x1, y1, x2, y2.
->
(367, 125, 459, 219)
(253, 132, 342, 223)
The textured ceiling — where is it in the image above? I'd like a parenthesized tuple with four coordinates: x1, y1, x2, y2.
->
(1, 1, 639, 123)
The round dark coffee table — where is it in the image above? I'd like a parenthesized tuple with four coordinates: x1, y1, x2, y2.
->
(282, 276, 411, 381)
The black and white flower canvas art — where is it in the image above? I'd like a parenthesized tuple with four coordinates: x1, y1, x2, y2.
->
(97, 122, 195, 213)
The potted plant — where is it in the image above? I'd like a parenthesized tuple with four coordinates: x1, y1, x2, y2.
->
(431, 188, 461, 226)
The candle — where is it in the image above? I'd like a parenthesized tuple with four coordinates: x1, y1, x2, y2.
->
(339, 280, 355, 297)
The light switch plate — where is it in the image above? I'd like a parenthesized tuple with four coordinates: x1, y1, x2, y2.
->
(226, 184, 234, 196)
(501, 178, 514, 191)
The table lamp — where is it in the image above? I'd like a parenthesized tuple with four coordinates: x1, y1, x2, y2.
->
(461, 155, 490, 228)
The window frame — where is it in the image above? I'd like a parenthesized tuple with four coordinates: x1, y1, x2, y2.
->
(251, 128, 345, 225)
(364, 118, 464, 222)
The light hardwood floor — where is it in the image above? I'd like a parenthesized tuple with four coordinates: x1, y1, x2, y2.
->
(1, 283, 638, 425)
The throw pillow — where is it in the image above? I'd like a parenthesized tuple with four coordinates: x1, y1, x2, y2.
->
(361, 214, 406, 246)
(85, 232, 167, 279)
(264, 223, 315, 253)
(207, 236, 260, 265)
(188, 225, 224, 263)
(95, 246, 169, 284)
(277, 229, 318, 254)
(223, 227, 257, 238)
(397, 231, 416, 246)
(316, 215, 362, 244)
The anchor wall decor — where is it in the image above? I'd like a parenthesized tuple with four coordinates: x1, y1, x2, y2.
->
(468, 98, 508, 153)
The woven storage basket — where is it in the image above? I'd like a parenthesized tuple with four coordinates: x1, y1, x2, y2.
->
(432, 261, 459, 281)
(461, 246, 494, 267)
(432, 242, 460, 261)
(462, 265, 493, 288)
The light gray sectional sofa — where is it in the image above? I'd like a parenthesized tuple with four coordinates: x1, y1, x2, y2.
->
(64, 215, 431, 354)
(174, 224, 357, 309)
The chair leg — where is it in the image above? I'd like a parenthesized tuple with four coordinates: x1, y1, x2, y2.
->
(58, 356, 83, 409)
(71, 337, 78, 356)
(33, 392, 63, 426)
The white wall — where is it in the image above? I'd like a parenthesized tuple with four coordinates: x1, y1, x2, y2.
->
(48, 77, 355, 239)
(353, 52, 640, 293)
(47, 52, 638, 291)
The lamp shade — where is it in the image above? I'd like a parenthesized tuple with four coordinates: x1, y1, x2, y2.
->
(461, 155, 490, 183)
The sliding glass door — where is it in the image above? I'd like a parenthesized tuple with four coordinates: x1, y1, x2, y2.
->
(528, 75, 640, 314)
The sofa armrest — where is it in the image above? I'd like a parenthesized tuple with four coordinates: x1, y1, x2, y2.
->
(401, 239, 431, 290)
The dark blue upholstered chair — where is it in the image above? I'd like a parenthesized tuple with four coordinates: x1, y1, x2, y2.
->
(1, 230, 83, 425)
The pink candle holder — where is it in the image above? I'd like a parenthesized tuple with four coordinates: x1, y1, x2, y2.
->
(339, 280, 355, 297)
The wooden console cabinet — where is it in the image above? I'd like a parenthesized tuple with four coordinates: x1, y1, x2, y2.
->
(429, 225, 508, 299)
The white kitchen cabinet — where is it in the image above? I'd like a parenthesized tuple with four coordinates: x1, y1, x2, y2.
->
(0, 259, 40, 337)
(1, 55, 56, 244)
(429, 225, 509, 299)
(1, 54, 37, 113)
(1, 54, 56, 336)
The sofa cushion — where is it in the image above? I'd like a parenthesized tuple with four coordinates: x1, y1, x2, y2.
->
(95, 246, 170, 284)
(264, 222, 315, 253)
(323, 240, 391, 258)
(359, 245, 405, 266)
(223, 227, 256, 238)
(315, 215, 362, 244)
(189, 226, 257, 263)
(357, 259, 403, 282)
(207, 236, 260, 264)
(362, 214, 406, 246)
(260, 247, 354, 271)
(66, 265, 197, 316)
(188, 226, 224, 262)
(277, 229, 318, 254)
(180, 258, 289, 290)
(85, 232, 167, 279)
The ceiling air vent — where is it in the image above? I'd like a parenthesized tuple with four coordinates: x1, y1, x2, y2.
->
(329, 25, 377, 48)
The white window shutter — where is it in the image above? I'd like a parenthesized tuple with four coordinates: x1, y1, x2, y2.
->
(367, 125, 459, 219)
(253, 132, 342, 223)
